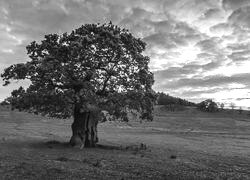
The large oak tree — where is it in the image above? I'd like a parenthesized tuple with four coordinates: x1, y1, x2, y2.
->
(1, 22, 156, 147)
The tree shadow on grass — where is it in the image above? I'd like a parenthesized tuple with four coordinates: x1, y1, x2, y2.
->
(31, 140, 71, 149)
(40, 141, 147, 153)
(95, 144, 122, 150)
(2, 138, 149, 154)
(96, 143, 149, 154)
(2, 136, 149, 151)
(29, 140, 122, 151)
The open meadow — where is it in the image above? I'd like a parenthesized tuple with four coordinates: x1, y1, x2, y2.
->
(0, 105, 250, 180)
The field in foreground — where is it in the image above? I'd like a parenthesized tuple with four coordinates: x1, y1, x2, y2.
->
(0, 105, 250, 180)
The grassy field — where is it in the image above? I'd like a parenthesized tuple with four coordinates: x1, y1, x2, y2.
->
(0, 105, 250, 180)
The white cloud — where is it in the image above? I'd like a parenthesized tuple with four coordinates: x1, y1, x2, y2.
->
(222, 0, 250, 11)
(0, 0, 249, 108)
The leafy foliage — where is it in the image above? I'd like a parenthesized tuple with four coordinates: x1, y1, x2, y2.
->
(220, 103, 224, 110)
(1, 22, 156, 120)
(156, 92, 195, 111)
(197, 99, 218, 112)
(157, 92, 195, 106)
(238, 107, 243, 114)
(230, 102, 236, 110)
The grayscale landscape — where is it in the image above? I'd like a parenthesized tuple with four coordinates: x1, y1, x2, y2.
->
(0, 0, 250, 179)
(1, 105, 250, 179)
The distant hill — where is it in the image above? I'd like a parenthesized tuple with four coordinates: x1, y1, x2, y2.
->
(156, 92, 196, 106)
(156, 92, 196, 112)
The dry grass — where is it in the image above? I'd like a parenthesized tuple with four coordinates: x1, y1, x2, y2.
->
(0, 105, 250, 179)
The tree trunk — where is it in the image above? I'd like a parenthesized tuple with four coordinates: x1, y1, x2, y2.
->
(69, 108, 98, 148)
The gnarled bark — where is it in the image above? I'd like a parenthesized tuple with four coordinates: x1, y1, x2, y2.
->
(69, 108, 98, 148)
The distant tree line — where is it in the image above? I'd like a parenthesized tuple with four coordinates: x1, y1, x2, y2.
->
(0, 100, 8, 106)
(197, 99, 218, 112)
(197, 99, 245, 114)
(156, 92, 195, 111)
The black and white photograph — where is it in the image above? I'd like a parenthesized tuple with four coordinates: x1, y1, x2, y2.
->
(0, 0, 250, 179)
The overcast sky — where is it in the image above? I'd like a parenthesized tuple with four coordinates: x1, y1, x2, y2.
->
(0, 0, 250, 109)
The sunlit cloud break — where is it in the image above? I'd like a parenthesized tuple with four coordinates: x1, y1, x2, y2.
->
(0, 0, 249, 109)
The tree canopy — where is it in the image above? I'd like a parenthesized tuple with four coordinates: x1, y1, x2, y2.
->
(157, 92, 195, 106)
(1, 22, 156, 121)
(197, 99, 218, 112)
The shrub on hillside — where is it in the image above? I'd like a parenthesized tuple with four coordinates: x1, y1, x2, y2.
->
(0, 100, 10, 106)
(157, 92, 195, 109)
(197, 99, 218, 112)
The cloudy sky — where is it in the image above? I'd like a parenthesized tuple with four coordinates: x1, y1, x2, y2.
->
(0, 0, 250, 109)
